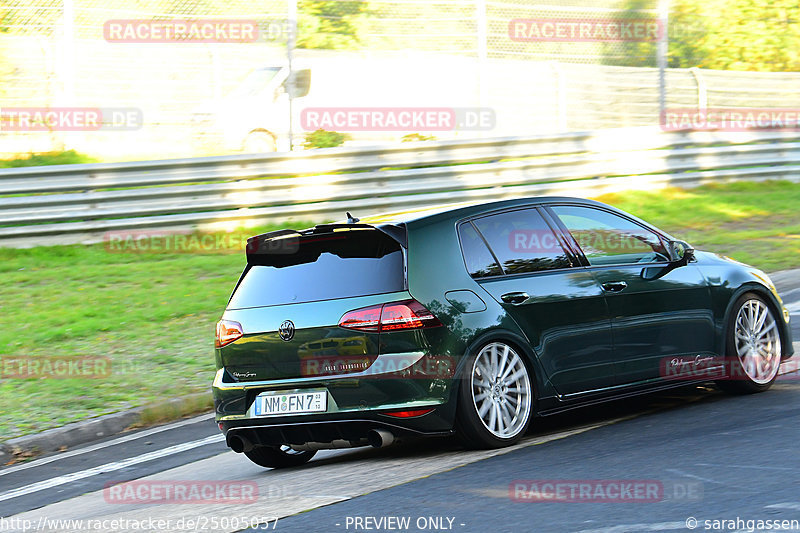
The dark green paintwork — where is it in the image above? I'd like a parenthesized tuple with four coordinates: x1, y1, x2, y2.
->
(213, 196, 794, 439)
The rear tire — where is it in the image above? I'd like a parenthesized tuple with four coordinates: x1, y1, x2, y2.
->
(243, 445, 316, 469)
(716, 292, 782, 394)
(456, 341, 534, 449)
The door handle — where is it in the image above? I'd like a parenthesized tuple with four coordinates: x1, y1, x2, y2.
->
(501, 291, 530, 304)
(601, 281, 628, 293)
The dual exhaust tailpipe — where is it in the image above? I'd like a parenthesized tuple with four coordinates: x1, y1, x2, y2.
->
(227, 433, 254, 454)
(226, 428, 395, 454)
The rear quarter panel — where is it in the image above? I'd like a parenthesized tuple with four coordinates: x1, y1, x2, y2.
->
(404, 216, 557, 413)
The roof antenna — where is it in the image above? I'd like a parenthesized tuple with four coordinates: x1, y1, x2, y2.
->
(346, 212, 360, 224)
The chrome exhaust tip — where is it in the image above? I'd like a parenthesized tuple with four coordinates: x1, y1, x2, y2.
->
(367, 429, 395, 448)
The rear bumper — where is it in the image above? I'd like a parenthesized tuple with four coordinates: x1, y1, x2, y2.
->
(212, 367, 460, 443)
(212, 319, 464, 446)
(222, 417, 454, 449)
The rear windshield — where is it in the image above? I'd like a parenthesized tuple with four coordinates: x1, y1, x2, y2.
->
(227, 229, 405, 309)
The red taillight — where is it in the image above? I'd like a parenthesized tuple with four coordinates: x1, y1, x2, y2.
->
(384, 408, 435, 418)
(338, 304, 382, 331)
(215, 319, 243, 348)
(381, 300, 441, 331)
(338, 300, 442, 332)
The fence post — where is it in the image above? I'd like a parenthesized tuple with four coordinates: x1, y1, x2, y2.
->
(287, 0, 298, 151)
(58, 0, 76, 151)
(657, 0, 670, 126)
(476, 0, 488, 137)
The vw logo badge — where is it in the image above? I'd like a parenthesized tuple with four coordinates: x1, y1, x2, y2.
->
(278, 320, 295, 342)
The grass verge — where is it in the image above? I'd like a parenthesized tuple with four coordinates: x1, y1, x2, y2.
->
(0, 150, 98, 168)
(0, 181, 798, 440)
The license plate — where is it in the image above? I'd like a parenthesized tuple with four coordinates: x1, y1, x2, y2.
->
(253, 390, 327, 417)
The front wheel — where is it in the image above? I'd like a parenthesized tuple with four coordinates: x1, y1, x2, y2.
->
(243, 445, 316, 469)
(456, 341, 534, 449)
(716, 293, 782, 394)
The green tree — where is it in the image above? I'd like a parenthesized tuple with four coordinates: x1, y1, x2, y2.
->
(0, 4, 13, 100)
(297, 0, 370, 49)
(599, 0, 660, 67)
(610, 0, 800, 71)
(669, 0, 800, 71)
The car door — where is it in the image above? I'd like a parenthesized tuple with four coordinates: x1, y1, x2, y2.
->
(459, 207, 615, 396)
(548, 204, 717, 386)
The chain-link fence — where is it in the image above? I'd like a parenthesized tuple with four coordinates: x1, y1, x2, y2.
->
(1, 0, 798, 159)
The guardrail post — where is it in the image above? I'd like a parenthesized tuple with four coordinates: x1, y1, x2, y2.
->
(689, 67, 708, 113)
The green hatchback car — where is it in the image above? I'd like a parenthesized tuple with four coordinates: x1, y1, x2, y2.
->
(213, 197, 793, 468)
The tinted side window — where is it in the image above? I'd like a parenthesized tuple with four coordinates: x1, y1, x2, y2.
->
(458, 222, 503, 278)
(473, 209, 572, 274)
(551, 205, 670, 266)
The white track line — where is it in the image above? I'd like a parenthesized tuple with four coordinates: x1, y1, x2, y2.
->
(766, 502, 800, 511)
(574, 522, 687, 533)
(0, 434, 224, 503)
(0, 413, 215, 477)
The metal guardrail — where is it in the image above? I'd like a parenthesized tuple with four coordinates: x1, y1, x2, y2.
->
(1, 126, 799, 246)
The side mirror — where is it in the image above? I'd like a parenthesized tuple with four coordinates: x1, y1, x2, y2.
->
(670, 240, 695, 265)
(286, 69, 311, 98)
(641, 240, 695, 281)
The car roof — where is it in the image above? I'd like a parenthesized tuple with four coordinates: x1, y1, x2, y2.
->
(252, 195, 673, 252)
(359, 196, 610, 226)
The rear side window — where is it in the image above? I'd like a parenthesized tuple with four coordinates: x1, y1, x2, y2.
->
(228, 229, 404, 309)
(551, 205, 670, 266)
(472, 208, 572, 275)
(458, 222, 503, 278)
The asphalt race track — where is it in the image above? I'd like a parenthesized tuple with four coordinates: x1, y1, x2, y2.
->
(2, 283, 798, 533)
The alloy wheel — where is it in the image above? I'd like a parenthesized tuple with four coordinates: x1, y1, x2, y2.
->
(733, 299, 781, 384)
(470, 342, 532, 439)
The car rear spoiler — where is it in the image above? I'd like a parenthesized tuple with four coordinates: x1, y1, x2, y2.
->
(245, 223, 407, 262)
